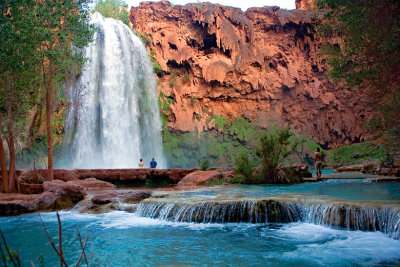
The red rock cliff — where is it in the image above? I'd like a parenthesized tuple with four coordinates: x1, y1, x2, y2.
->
(130, 1, 372, 148)
(295, 0, 317, 10)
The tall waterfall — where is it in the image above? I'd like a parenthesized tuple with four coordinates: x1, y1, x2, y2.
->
(63, 13, 166, 168)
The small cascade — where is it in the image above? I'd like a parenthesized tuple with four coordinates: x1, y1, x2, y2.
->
(135, 199, 400, 239)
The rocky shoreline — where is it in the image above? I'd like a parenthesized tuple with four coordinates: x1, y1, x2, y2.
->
(2, 166, 398, 217)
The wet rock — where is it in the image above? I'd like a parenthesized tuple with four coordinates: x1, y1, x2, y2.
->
(91, 190, 152, 205)
(0, 201, 31, 216)
(178, 170, 222, 186)
(68, 178, 116, 191)
(362, 163, 378, 174)
(0, 181, 86, 216)
(334, 166, 363, 173)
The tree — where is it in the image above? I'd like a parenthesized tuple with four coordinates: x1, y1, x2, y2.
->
(256, 127, 298, 183)
(232, 152, 255, 184)
(0, 0, 41, 192)
(316, 0, 400, 150)
(34, 0, 95, 181)
(95, 0, 130, 26)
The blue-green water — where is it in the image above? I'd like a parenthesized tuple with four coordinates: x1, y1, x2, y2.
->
(1, 211, 400, 266)
(172, 179, 400, 203)
(1, 180, 400, 266)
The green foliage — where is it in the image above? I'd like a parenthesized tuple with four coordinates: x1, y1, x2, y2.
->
(1, 0, 94, 174)
(162, 117, 262, 168)
(256, 127, 298, 183)
(150, 55, 162, 74)
(159, 91, 173, 117)
(200, 159, 210, 171)
(207, 115, 227, 130)
(182, 72, 190, 84)
(328, 142, 386, 168)
(137, 31, 151, 46)
(95, 0, 130, 26)
(169, 72, 177, 88)
(233, 152, 256, 183)
(189, 96, 197, 105)
(316, 0, 400, 146)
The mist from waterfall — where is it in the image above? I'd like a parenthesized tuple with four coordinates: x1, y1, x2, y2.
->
(62, 12, 166, 169)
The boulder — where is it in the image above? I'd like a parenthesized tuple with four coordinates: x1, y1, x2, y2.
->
(334, 166, 363, 173)
(178, 170, 222, 186)
(362, 163, 378, 174)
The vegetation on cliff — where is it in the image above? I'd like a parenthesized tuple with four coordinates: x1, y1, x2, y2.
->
(317, 0, 400, 155)
(95, 0, 130, 26)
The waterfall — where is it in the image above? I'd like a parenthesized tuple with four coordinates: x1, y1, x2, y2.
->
(63, 13, 166, 169)
(134, 199, 400, 239)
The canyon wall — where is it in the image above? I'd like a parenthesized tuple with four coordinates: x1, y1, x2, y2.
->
(130, 1, 372, 148)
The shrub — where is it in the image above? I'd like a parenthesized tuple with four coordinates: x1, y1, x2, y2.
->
(182, 72, 190, 83)
(256, 127, 298, 183)
(233, 152, 254, 183)
(200, 159, 210, 171)
(231, 174, 246, 184)
(190, 96, 197, 105)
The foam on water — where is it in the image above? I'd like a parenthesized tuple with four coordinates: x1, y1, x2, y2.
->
(277, 222, 400, 265)
(1, 210, 400, 266)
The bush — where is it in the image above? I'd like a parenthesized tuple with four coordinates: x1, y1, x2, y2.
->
(182, 73, 190, 83)
(233, 152, 254, 183)
(256, 127, 298, 183)
(231, 174, 246, 184)
(200, 159, 210, 171)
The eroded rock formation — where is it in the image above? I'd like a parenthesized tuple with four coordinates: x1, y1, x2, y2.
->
(130, 1, 373, 148)
(295, 0, 317, 10)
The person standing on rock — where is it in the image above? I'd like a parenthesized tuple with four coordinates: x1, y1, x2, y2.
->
(314, 148, 323, 179)
(139, 158, 144, 168)
(150, 158, 157, 168)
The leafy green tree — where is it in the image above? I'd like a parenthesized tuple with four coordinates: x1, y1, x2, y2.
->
(34, 0, 95, 181)
(95, 0, 130, 26)
(316, 0, 400, 149)
(232, 152, 255, 184)
(256, 127, 298, 183)
(0, 0, 41, 192)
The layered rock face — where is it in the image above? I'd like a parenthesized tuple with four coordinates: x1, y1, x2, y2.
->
(295, 0, 317, 10)
(130, 1, 372, 148)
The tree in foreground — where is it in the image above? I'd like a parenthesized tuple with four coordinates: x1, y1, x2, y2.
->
(256, 127, 298, 183)
(0, 0, 41, 192)
(35, 0, 95, 181)
(316, 0, 400, 154)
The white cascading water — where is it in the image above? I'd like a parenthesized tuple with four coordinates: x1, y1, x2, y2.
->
(63, 13, 166, 169)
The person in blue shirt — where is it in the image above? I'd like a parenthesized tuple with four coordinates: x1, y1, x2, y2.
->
(150, 158, 157, 168)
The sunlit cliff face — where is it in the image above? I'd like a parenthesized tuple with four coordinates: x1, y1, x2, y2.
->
(130, 2, 373, 148)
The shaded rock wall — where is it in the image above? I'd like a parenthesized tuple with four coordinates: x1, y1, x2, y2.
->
(130, 1, 373, 148)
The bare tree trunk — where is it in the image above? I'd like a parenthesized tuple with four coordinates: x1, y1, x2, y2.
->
(0, 133, 9, 193)
(45, 63, 55, 181)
